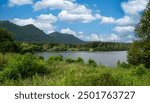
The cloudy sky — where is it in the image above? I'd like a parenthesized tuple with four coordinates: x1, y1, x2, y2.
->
(0, 0, 149, 42)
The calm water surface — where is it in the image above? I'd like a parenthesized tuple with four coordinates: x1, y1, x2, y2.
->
(35, 51, 127, 67)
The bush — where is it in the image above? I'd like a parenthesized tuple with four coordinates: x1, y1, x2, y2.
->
(65, 57, 75, 63)
(91, 72, 120, 86)
(132, 64, 146, 77)
(37, 56, 44, 60)
(0, 53, 6, 71)
(118, 62, 130, 68)
(1, 53, 48, 81)
(0, 28, 20, 53)
(0, 53, 13, 71)
(47, 55, 63, 63)
(76, 57, 84, 64)
(88, 59, 97, 67)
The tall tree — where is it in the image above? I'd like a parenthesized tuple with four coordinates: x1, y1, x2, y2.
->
(128, 2, 150, 68)
(0, 28, 19, 53)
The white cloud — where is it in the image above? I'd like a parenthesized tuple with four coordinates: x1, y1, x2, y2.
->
(100, 34, 120, 42)
(68, 31, 120, 42)
(112, 0, 149, 42)
(33, 0, 96, 23)
(37, 14, 57, 23)
(11, 18, 35, 26)
(59, 28, 120, 42)
(8, 0, 33, 7)
(95, 14, 116, 24)
(33, 0, 75, 11)
(114, 26, 135, 33)
(58, 29, 127, 42)
(116, 16, 137, 26)
(101, 16, 116, 24)
(90, 34, 100, 41)
(58, 10, 95, 23)
(78, 32, 134, 42)
(33, 0, 91, 14)
(11, 14, 57, 34)
(122, 0, 149, 15)
(95, 14, 102, 19)
(60, 28, 76, 35)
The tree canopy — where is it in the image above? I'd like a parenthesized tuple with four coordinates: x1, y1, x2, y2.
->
(128, 2, 150, 68)
(0, 28, 19, 53)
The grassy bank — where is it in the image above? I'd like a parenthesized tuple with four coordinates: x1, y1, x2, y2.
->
(0, 53, 150, 86)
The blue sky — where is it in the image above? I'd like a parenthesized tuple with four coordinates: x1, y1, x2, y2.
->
(0, 0, 149, 42)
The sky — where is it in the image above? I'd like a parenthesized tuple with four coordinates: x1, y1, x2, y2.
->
(0, 0, 149, 42)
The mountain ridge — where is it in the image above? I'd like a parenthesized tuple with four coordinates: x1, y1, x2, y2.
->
(0, 21, 83, 44)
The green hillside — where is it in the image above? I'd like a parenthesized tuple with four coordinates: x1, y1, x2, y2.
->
(0, 21, 83, 44)
(50, 32, 83, 44)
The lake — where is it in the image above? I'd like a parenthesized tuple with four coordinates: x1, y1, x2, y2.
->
(35, 51, 127, 67)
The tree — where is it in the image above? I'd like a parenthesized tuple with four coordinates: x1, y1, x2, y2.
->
(128, 2, 150, 68)
(0, 28, 19, 53)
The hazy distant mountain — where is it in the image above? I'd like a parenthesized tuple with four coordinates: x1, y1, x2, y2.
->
(0, 21, 83, 44)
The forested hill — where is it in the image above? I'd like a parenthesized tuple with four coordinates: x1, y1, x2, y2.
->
(49, 32, 83, 44)
(0, 21, 83, 44)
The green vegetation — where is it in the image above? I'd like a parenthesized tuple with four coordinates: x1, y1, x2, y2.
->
(0, 28, 20, 53)
(0, 53, 48, 82)
(47, 55, 63, 63)
(0, 54, 150, 86)
(24, 42, 130, 52)
(128, 2, 150, 68)
(88, 59, 97, 67)
(76, 57, 84, 64)
(0, 1, 150, 86)
(0, 21, 130, 52)
(0, 21, 83, 44)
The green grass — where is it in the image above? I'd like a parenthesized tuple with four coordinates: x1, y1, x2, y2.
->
(0, 53, 150, 86)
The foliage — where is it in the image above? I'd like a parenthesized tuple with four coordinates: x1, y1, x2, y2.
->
(44, 42, 130, 51)
(0, 53, 48, 82)
(0, 21, 83, 44)
(20, 43, 42, 53)
(117, 61, 130, 68)
(0, 28, 20, 53)
(132, 64, 146, 77)
(0, 54, 150, 86)
(76, 57, 84, 64)
(88, 59, 97, 67)
(51, 46, 67, 51)
(128, 2, 150, 68)
(0, 53, 13, 71)
(91, 72, 120, 86)
(65, 57, 75, 63)
(47, 55, 63, 63)
(0, 21, 56, 43)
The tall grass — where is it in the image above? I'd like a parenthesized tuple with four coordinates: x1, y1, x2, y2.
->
(0, 54, 150, 86)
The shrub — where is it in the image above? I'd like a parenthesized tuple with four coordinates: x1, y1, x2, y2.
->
(65, 57, 75, 63)
(132, 64, 146, 77)
(91, 72, 120, 86)
(118, 62, 130, 68)
(117, 60, 120, 66)
(0, 53, 13, 71)
(47, 55, 63, 63)
(1, 53, 48, 80)
(88, 59, 97, 67)
(76, 57, 84, 64)
(38, 56, 44, 60)
(57, 55, 63, 61)
(0, 28, 20, 53)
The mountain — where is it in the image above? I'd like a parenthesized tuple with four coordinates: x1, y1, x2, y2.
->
(49, 32, 83, 44)
(0, 21, 83, 44)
